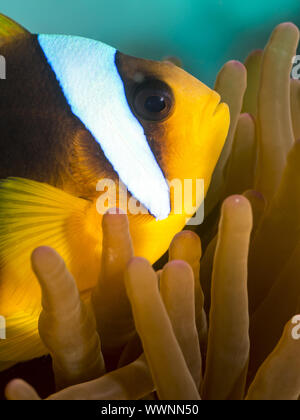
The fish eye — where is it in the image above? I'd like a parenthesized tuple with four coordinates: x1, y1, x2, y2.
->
(133, 80, 174, 121)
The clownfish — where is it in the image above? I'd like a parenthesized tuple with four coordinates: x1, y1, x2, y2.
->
(0, 13, 229, 368)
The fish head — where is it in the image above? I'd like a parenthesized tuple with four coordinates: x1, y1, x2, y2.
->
(114, 53, 230, 261)
(36, 35, 229, 223)
(116, 52, 230, 220)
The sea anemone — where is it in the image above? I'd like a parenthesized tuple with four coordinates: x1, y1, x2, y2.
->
(3, 21, 300, 400)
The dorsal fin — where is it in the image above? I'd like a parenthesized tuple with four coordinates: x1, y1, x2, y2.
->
(0, 13, 29, 44)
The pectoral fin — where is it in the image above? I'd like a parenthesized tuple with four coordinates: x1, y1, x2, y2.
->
(0, 177, 100, 368)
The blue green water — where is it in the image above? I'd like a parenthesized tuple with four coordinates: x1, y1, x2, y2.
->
(1, 0, 300, 85)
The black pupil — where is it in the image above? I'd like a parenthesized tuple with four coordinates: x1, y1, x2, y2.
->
(144, 95, 166, 113)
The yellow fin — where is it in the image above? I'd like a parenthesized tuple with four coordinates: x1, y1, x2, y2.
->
(0, 177, 91, 317)
(0, 177, 100, 368)
(0, 13, 29, 43)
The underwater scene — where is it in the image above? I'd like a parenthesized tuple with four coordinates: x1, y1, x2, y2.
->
(0, 0, 300, 404)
